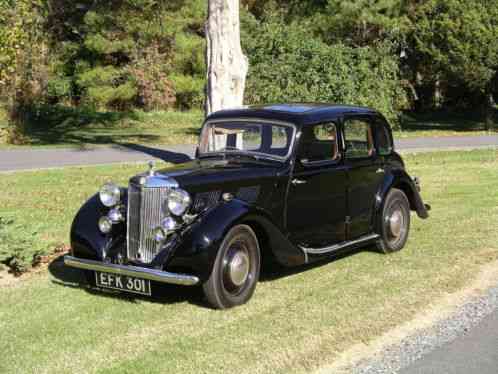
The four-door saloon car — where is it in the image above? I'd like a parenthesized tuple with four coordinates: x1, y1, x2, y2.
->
(64, 104, 429, 309)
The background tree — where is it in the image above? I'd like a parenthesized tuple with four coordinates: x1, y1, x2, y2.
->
(0, 0, 46, 143)
(0, 0, 497, 144)
(410, 0, 498, 127)
(242, 13, 407, 125)
(205, 0, 248, 115)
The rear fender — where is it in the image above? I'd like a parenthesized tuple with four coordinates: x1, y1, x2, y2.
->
(375, 169, 429, 230)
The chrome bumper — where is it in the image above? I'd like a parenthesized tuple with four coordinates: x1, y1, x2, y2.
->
(64, 255, 200, 286)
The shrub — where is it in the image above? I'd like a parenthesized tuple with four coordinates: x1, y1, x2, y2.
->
(0, 217, 44, 275)
(243, 17, 408, 126)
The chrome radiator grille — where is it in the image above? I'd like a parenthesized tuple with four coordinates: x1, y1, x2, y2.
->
(127, 183, 169, 263)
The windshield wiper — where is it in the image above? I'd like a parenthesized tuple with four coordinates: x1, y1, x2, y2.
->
(228, 153, 282, 164)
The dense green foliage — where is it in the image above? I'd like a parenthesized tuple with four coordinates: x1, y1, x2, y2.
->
(43, 0, 206, 110)
(243, 16, 407, 124)
(411, 0, 498, 109)
(0, 0, 497, 138)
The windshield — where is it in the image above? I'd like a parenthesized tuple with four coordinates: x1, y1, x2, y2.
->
(198, 120, 295, 160)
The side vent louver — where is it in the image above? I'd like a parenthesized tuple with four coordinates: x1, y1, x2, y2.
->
(236, 186, 261, 203)
(193, 191, 221, 212)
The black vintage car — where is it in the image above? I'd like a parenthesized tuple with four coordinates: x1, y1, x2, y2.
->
(65, 104, 429, 309)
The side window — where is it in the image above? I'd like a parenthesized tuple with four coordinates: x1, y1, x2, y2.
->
(344, 118, 375, 159)
(299, 122, 339, 163)
(375, 120, 393, 156)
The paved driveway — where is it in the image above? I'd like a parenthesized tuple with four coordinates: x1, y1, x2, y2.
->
(0, 135, 497, 172)
(399, 308, 498, 374)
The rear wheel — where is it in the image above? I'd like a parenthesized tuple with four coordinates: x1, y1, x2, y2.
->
(376, 188, 411, 253)
(203, 224, 261, 309)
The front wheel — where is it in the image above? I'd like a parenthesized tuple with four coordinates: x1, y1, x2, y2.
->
(376, 188, 411, 253)
(202, 224, 261, 309)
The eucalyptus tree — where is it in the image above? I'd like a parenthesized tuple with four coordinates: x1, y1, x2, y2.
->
(205, 0, 248, 115)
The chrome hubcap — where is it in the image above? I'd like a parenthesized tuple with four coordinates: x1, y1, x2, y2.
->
(388, 209, 403, 238)
(227, 250, 250, 287)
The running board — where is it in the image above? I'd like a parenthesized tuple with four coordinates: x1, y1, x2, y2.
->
(300, 233, 380, 256)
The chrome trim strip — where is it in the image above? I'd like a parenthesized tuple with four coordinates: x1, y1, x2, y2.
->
(300, 233, 380, 255)
(129, 174, 179, 189)
(64, 255, 200, 286)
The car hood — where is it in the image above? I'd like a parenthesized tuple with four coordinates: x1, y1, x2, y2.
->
(136, 158, 282, 194)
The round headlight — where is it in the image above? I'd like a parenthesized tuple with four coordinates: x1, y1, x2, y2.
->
(168, 189, 191, 216)
(98, 216, 113, 234)
(99, 183, 121, 207)
(161, 216, 177, 231)
(108, 207, 124, 223)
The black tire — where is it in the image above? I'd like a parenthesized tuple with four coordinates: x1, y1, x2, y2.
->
(202, 224, 261, 309)
(376, 188, 411, 253)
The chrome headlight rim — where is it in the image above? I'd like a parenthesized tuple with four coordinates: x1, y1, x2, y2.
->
(167, 188, 192, 216)
(99, 182, 121, 208)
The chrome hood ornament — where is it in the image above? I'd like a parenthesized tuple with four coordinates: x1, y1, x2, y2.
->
(148, 160, 155, 176)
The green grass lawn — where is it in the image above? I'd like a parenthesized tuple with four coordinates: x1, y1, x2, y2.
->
(1, 150, 498, 373)
(0, 105, 496, 149)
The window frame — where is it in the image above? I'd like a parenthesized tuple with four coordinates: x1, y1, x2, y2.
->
(198, 118, 297, 161)
(297, 121, 342, 167)
(342, 115, 377, 161)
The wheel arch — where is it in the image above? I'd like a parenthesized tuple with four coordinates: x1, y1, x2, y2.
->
(375, 170, 429, 227)
(238, 214, 306, 268)
(169, 199, 306, 281)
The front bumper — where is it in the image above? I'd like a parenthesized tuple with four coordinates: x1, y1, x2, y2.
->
(64, 255, 200, 286)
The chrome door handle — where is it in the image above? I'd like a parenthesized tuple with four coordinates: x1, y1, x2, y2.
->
(292, 178, 307, 185)
(376, 168, 385, 174)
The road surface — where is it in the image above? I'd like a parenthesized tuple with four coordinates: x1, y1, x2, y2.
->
(0, 135, 497, 172)
(399, 308, 498, 374)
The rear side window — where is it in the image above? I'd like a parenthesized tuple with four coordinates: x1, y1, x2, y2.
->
(376, 120, 393, 156)
(299, 122, 339, 163)
(343, 118, 375, 159)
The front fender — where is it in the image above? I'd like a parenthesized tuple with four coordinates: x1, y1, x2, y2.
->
(167, 199, 306, 281)
(375, 169, 430, 225)
(70, 194, 126, 261)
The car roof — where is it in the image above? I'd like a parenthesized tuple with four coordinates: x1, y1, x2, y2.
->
(205, 103, 380, 126)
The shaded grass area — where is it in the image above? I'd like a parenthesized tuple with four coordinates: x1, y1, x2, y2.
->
(396, 109, 498, 138)
(0, 105, 203, 148)
(1, 150, 498, 373)
(1, 105, 497, 150)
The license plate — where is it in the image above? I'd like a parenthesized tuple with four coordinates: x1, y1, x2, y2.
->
(95, 271, 151, 296)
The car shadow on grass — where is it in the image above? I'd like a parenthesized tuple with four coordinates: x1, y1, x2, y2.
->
(259, 246, 375, 282)
(48, 246, 377, 308)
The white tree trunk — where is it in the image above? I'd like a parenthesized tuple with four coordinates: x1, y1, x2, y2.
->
(205, 0, 249, 116)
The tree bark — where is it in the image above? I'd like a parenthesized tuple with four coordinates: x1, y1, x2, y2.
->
(205, 0, 249, 116)
(484, 91, 495, 131)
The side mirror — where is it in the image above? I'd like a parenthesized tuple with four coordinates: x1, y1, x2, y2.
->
(194, 147, 200, 159)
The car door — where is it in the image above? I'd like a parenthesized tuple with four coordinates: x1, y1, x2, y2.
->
(286, 122, 348, 248)
(342, 115, 385, 239)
